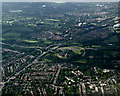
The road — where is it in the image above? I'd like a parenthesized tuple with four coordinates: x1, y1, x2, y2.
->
(6, 45, 60, 83)
(4, 42, 88, 83)
(1, 42, 42, 49)
(53, 65, 61, 84)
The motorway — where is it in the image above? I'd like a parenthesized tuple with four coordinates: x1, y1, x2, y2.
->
(6, 44, 60, 83)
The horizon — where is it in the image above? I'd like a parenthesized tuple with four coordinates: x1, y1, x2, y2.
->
(1, 0, 120, 2)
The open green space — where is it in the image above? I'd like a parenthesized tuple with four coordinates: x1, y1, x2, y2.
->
(46, 19, 59, 22)
(74, 59, 87, 64)
(23, 40, 39, 43)
(3, 32, 21, 37)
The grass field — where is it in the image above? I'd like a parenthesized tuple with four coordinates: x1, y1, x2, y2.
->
(44, 59, 52, 63)
(74, 59, 87, 64)
(56, 54, 67, 59)
(3, 32, 21, 37)
(60, 46, 83, 55)
(46, 19, 59, 22)
(23, 40, 39, 43)
(91, 45, 101, 48)
(44, 41, 53, 44)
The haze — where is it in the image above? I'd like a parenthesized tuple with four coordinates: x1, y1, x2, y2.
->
(2, 0, 120, 2)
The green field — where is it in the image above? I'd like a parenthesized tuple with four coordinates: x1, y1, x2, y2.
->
(44, 59, 52, 63)
(55, 54, 67, 59)
(46, 19, 59, 22)
(74, 59, 87, 64)
(23, 40, 39, 43)
(3, 32, 21, 37)
(44, 41, 53, 44)
(91, 45, 101, 48)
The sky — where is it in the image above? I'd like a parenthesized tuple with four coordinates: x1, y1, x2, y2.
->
(1, 0, 120, 2)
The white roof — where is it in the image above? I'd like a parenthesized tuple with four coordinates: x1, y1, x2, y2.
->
(113, 24, 120, 28)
